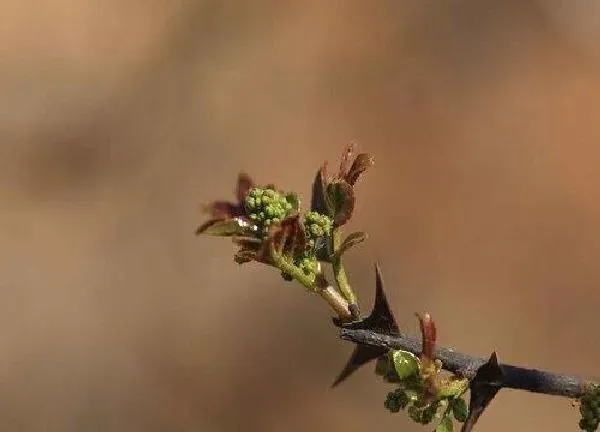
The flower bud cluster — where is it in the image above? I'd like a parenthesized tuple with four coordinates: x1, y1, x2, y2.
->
(245, 187, 294, 232)
(304, 211, 332, 250)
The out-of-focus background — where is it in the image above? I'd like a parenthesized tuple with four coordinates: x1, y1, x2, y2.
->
(1, 1, 600, 431)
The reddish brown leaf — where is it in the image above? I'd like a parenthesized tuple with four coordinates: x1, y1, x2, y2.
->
(200, 172, 254, 223)
(333, 231, 367, 259)
(326, 181, 355, 226)
(266, 215, 306, 258)
(232, 237, 273, 265)
(338, 143, 356, 179)
(236, 172, 254, 203)
(345, 153, 374, 185)
(311, 162, 333, 215)
(203, 201, 240, 219)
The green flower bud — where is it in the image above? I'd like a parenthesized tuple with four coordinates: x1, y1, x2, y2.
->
(303, 211, 332, 252)
(244, 187, 296, 234)
(297, 256, 319, 276)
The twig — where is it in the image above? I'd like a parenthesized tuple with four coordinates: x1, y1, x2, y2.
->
(339, 327, 591, 399)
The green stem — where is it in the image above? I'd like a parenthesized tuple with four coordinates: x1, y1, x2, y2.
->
(315, 275, 353, 321)
(270, 247, 316, 291)
(331, 228, 359, 316)
(270, 244, 353, 320)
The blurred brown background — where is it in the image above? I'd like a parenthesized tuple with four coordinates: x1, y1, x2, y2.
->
(1, 1, 600, 431)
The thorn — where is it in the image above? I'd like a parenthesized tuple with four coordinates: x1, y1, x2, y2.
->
(332, 263, 400, 387)
(461, 352, 504, 432)
(331, 344, 388, 388)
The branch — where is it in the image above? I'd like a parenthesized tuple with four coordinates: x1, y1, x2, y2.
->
(197, 147, 600, 431)
(339, 327, 590, 399)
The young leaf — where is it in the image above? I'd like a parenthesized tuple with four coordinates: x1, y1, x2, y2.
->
(203, 201, 240, 219)
(438, 378, 469, 398)
(310, 165, 331, 215)
(267, 215, 306, 258)
(334, 231, 367, 259)
(196, 218, 257, 237)
(326, 181, 355, 226)
(338, 143, 355, 179)
(235, 172, 254, 203)
(202, 172, 255, 220)
(392, 350, 420, 379)
(345, 152, 375, 185)
(436, 416, 454, 432)
(451, 398, 468, 423)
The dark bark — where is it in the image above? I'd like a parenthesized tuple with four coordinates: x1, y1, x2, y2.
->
(339, 327, 591, 399)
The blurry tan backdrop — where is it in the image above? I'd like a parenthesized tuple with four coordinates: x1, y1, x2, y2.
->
(1, 1, 600, 431)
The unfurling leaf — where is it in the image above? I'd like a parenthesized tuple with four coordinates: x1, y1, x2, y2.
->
(196, 218, 258, 237)
(417, 313, 437, 362)
(334, 231, 367, 259)
(392, 350, 420, 379)
(326, 181, 355, 226)
(311, 143, 372, 220)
